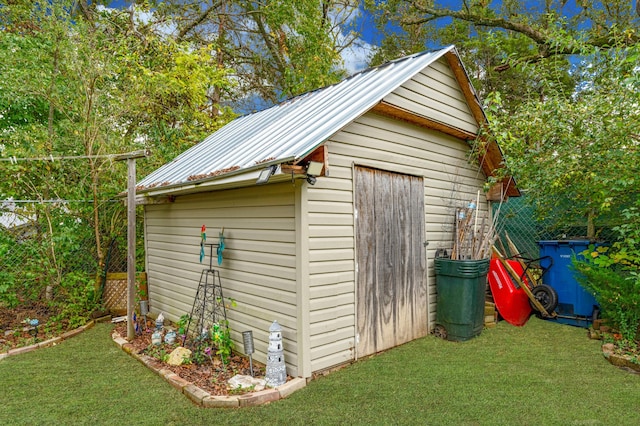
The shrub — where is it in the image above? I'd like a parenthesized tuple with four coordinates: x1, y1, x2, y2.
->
(573, 200, 640, 342)
(574, 258, 640, 341)
(51, 272, 102, 329)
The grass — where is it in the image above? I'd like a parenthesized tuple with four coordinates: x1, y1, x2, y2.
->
(1, 318, 638, 425)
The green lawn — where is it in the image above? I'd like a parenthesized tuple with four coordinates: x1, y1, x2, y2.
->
(1, 318, 637, 425)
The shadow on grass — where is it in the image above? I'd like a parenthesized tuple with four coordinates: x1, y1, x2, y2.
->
(0, 318, 638, 425)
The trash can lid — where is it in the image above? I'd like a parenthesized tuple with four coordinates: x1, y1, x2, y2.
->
(537, 239, 592, 246)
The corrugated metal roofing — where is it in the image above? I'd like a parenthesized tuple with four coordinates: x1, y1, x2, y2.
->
(137, 46, 459, 192)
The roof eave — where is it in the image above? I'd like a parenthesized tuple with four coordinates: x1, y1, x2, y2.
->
(137, 159, 299, 198)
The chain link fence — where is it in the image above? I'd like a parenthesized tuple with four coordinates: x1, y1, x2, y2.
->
(492, 194, 618, 261)
(0, 200, 131, 311)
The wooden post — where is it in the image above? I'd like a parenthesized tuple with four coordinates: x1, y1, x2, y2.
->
(115, 150, 149, 341)
(126, 157, 136, 340)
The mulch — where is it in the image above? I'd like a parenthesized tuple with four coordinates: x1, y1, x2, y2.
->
(113, 322, 267, 396)
(0, 303, 68, 351)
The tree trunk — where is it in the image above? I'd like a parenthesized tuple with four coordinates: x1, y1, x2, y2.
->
(587, 209, 596, 240)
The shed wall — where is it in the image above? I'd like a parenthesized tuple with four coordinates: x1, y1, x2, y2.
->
(143, 183, 301, 375)
(307, 109, 487, 371)
(383, 57, 479, 135)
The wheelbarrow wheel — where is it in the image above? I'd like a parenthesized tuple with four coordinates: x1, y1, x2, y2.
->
(530, 284, 558, 314)
(434, 324, 447, 340)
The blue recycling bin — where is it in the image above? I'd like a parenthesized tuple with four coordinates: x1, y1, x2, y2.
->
(537, 240, 599, 327)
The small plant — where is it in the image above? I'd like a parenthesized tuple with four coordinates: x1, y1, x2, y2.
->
(177, 314, 191, 343)
(51, 272, 102, 329)
(228, 384, 253, 395)
(211, 321, 234, 367)
(144, 344, 171, 362)
(190, 332, 211, 365)
(217, 297, 237, 310)
(42, 320, 63, 337)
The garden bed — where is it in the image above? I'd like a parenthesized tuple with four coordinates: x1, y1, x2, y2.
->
(111, 322, 307, 407)
(588, 321, 640, 374)
(112, 322, 272, 396)
(601, 342, 640, 374)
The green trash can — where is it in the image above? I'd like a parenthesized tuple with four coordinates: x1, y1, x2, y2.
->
(434, 258, 490, 342)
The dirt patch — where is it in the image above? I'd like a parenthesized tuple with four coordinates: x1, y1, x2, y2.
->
(0, 303, 69, 351)
(0, 303, 58, 330)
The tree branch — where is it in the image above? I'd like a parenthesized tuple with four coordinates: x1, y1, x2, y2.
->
(406, 2, 549, 45)
(244, 3, 289, 90)
(404, 0, 638, 72)
(176, 1, 222, 42)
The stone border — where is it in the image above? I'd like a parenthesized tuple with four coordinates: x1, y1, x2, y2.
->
(0, 320, 99, 361)
(601, 343, 640, 374)
(111, 330, 307, 408)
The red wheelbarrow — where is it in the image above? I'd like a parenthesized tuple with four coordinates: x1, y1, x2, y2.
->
(488, 246, 558, 326)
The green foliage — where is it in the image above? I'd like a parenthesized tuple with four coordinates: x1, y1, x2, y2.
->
(152, 0, 357, 106)
(0, 204, 98, 309)
(144, 344, 171, 363)
(364, 0, 585, 111)
(51, 272, 102, 329)
(486, 45, 640, 237)
(370, 1, 639, 243)
(573, 200, 640, 342)
(186, 320, 234, 368)
(211, 320, 234, 365)
(177, 314, 191, 337)
(0, 0, 235, 325)
(574, 256, 640, 342)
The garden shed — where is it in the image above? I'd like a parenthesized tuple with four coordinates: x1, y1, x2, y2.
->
(135, 45, 518, 379)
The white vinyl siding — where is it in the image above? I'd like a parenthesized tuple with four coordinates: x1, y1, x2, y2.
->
(306, 168, 356, 372)
(144, 183, 300, 374)
(308, 112, 486, 355)
(383, 57, 479, 135)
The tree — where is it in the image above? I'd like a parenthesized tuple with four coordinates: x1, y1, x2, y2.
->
(484, 45, 640, 238)
(149, 0, 361, 108)
(365, 1, 640, 238)
(0, 0, 233, 306)
(367, 1, 639, 67)
(365, 1, 639, 109)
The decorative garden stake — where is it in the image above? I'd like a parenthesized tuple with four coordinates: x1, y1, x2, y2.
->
(140, 300, 149, 330)
(265, 320, 286, 387)
(29, 318, 39, 342)
(133, 311, 139, 334)
(242, 330, 255, 377)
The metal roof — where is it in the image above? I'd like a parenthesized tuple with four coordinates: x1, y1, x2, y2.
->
(137, 46, 459, 192)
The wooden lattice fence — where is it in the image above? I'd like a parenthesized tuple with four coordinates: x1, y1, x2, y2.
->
(102, 272, 148, 315)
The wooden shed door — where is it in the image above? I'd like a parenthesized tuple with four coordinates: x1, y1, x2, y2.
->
(355, 166, 427, 357)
